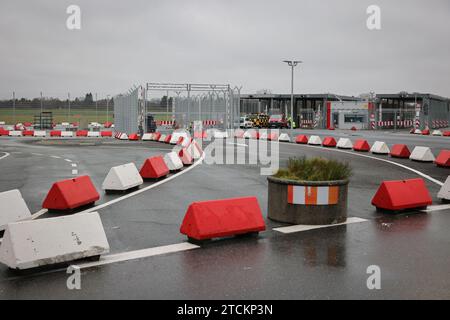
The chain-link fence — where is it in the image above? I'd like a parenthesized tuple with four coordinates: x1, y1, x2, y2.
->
(0, 92, 114, 129)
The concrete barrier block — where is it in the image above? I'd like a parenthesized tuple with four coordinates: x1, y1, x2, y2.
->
(322, 136, 337, 147)
(163, 152, 184, 171)
(435, 150, 450, 167)
(390, 144, 411, 158)
(353, 139, 371, 152)
(0, 190, 31, 231)
(102, 163, 143, 191)
(243, 130, 252, 139)
(170, 131, 189, 144)
(214, 131, 229, 139)
(278, 133, 291, 142)
(410, 146, 435, 162)
(87, 131, 100, 138)
(42, 176, 100, 210)
(8, 131, 23, 137)
(141, 133, 153, 141)
(308, 135, 322, 145)
(336, 138, 353, 149)
(61, 131, 73, 137)
(33, 130, 46, 137)
(158, 134, 167, 142)
(432, 130, 443, 136)
(414, 129, 422, 134)
(187, 141, 203, 159)
(0, 212, 110, 270)
(139, 156, 170, 179)
(259, 132, 268, 140)
(370, 141, 390, 155)
(438, 176, 450, 201)
(118, 133, 128, 140)
(295, 135, 308, 144)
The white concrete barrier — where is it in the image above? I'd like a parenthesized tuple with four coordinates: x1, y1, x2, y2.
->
(170, 131, 189, 144)
(0, 121, 5, 125)
(308, 135, 322, 145)
(438, 176, 450, 201)
(243, 130, 252, 139)
(8, 131, 22, 137)
(0, 212, 110, 270)
(259, 132, 268, 140)
(187, 141, 202, 159)
(87, 131, 100, 138)
(61, 131, 73, 137)
(414, 129, 422, 134)
(163, 152, 184, 171)
(159, 134, 167, 142)
(336, 138, 353, 149)
(118, 133, 128, 140)
(102, 163, 143, 191)
(33, 130, 46, 137)
(214, 131, 229, 139)
(0, 190, 31, 231)
(61, 122, 70, 126)
(278, 133, 291, 142)
(432, 130, 443, 136)
(410, 146, 435, 162)
(141, 133, 153, 141)
(370, 141, 390, 155)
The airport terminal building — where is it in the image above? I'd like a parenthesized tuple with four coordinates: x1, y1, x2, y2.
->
(240, 92, 450, 130)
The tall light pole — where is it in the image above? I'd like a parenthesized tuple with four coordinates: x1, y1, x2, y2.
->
(12, 91, 16, 125)
(283, 60, 302, 138)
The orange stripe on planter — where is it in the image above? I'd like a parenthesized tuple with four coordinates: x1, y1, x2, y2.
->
(305, 186, 318, 205)
(287, 185, 294, 204)
(328, 186, 339, 204)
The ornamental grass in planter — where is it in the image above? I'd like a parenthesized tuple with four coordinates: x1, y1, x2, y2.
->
(268, 157, 352, 225)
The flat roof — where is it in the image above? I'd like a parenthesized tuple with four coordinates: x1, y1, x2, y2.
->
(376, 92, 449, 101)
(240, 93, 360, 101)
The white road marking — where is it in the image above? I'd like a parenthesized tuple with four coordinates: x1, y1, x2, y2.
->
(280, 142, 444, 186)
(31, 153, 44, 156)
(273, 217, 368, 234)
(77, 242, 200, 269)
(71, 163, 77, 167)
(0, 152, 10, 160)
(227, 142, 248, 148)
(64, 159, 72, 162)
(51, 155, 61, 159)
(79, 153, 205, 214)
(421, 204, 450, 213)
(72, 169, 78, 175)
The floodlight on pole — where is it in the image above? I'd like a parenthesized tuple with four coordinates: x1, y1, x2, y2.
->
(283, 60, 302, 138)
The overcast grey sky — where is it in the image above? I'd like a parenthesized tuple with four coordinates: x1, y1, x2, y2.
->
(0, 0, 449, 99)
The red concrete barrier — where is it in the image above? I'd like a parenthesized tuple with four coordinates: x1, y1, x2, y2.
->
(422, 129, 430, 136)
(234, 130, 245, 139)
(23, 122, 33, 127)
(164, 134, 172, 144)
(295, 135, 308, 144)
(390, 144, 411, 158)
(443, 131, 450, 137)
(76, 130, 88, 137)
(328, 127, 335, 130)
(180, 196, 266, 241)
(128, 133, 139, 141)
(351, 126, 357, 131)
(42, 176, 100, 210)
(371, 178, 432, 211)
(322, 137, 337, 147)
(177, 137, 184, 145)
(153, 132, 162, 141)
(104, 122, 113, 128)
(353, 139, 370, 152)
(435, 150, 450, 167)
(139, 156, 170, 179)
(409, 128, 415, 134)
(179, 148, 193, 165)
(101, 131, 112, 137)
(194, 131, 207, 139)
(23, 130, 34, 137)
(251, 131, 260, 140)
(50, 130, 61, 137)
(0, 129, 9, 136)
(267, 132, 279, 141)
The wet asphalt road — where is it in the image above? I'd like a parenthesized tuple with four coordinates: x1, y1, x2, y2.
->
(0, 131, 449, 299)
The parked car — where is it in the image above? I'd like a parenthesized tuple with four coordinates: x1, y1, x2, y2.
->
(268, 114, 288, 128)
(240, 116, 253, 129)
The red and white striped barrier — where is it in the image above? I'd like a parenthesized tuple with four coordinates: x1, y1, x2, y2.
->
(156, 121, 175, 126)
(377, 120, 414, 128)
(431, 120, 449, 128)
(203, 120, 218, 126)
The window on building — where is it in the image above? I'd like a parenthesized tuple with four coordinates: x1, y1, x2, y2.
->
(344, 115, 365, 123)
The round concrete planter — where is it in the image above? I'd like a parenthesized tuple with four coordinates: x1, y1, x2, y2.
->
(267, 176, 349, 225)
